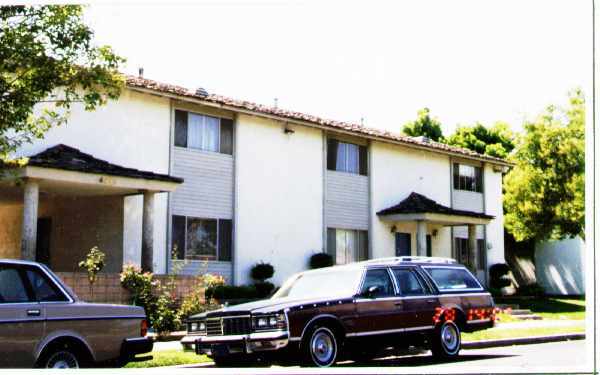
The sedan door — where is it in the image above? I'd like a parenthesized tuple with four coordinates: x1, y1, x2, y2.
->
(0, 265, 46, 368)
(353, 268, 403, 335)
(391, 267, 440, 330)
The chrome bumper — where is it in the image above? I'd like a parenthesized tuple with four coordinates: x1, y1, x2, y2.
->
(182, 331, 289, 354)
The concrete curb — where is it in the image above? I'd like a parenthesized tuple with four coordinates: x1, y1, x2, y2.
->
(462, 333, 585, 349)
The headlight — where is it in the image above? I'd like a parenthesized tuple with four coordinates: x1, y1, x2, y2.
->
(190, 322, 198, 331)
(253, 313, 286, 331)
(188, 320, 206, 335)
(199, 322, 206, 331)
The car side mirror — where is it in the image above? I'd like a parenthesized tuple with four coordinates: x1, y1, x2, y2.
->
(361, 285, 381, 298)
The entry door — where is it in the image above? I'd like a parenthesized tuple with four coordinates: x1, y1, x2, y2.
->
(395, 233, 411, 256)
(36, 218, 52, 266)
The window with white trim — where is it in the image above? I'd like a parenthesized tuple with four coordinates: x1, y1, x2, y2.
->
(327, 139, 368, 175)
(453, 163, 483, 192)
(171, 216, 232, 261)
(174, 110, 233, 154)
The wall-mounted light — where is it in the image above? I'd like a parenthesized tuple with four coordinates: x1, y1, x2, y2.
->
(432, 229, 438, 237)
(390, 225, 397, 233)
(284, 127, 295, 134)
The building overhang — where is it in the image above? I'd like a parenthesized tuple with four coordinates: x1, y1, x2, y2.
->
(378, 212, 492, 226)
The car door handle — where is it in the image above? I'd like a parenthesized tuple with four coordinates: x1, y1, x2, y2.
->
(26, 309, 41, 317)
(426, 299, 436, 303)
(394, 302, 403, 306)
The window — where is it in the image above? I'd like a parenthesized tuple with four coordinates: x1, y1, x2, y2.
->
(392, 268, 427, 296)
(423, 267, 483, 291)
(360, 269, 395, 297)
(454, 237, 486, 269)
(25, 269, 67, 302)
(272, 268, 363, 299)
(0, 267, 30, 303)
(171, 215, 232, 261)
(174, 110, 233, 154)
(327, 228, 368, 264)
(327, 139, 368, 175)
(453, 163, 482, 192)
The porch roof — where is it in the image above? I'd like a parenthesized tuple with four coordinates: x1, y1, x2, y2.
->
(377, 192, 494, 226)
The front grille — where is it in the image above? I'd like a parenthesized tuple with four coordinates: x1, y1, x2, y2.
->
(223, 317, 252, 335)
(206, 318, 223, 336)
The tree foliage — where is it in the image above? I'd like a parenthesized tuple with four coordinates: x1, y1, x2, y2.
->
(402, 108, 444, 142)
(445, 121, 515, 159)
(504, 89, 585, 242)
(0, 5, 124, 159)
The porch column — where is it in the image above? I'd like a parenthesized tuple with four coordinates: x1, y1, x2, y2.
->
(416, 220, 427, 256)
(20, 180, 39, 261)
(468, 224, 477, 271)
(141, 191, 155, 272)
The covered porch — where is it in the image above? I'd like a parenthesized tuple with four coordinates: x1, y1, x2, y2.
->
(0, 144, 182, 273)
(377, 192, 494, 281)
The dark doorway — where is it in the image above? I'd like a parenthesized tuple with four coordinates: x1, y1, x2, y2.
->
(36, 218, 51, 266)
(395, 233, 411, 256)
(426, 235, 432, 257)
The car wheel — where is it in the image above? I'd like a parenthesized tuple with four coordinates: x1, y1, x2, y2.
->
(44, 349, 81, 369)
(431, 320, 461, 359)
(303, 326, 338, 367)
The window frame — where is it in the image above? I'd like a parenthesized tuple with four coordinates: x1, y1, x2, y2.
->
(421, 265, 484, 293)
(453, 163, 483, 192)
(0, 263, 72, 304)
(173, 109, 233, 155)
(327, 228, 369, 264)
(171, 215, 232, 262)
(358, 267, 397, 298)
(391, 267, 431, 296)
(327, 138, 368, 175)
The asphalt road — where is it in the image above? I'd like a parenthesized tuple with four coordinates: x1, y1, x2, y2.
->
(176, 340, 589, 373)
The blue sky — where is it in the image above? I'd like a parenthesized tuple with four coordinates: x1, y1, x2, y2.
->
(85, 0, 591, 135)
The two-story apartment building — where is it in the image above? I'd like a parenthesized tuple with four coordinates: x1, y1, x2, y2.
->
(0, 75, 510, 286)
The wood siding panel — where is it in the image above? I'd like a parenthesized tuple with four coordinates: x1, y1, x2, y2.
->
(171, 147, 234, 219)
(452, 190, 484, 213)
(326, 170, 369, 230)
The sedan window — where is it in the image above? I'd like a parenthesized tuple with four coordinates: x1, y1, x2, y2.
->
(360, 269, 395, 297)
(392, 268, 426, 296)
(0, 267, 31, 303)
(25, 268, 68, 302)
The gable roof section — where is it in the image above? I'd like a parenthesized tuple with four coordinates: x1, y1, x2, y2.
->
(26, 144, 184, 183)
(125, 76, 511, 166)
(377, 192, 494, 219)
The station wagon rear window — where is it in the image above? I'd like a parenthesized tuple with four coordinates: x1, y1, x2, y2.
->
(422, 267, 483, 291)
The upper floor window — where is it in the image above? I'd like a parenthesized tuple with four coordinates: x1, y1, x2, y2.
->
(327, 139, 368, 175)
(174, 110, 233, 155)
(453, 163, 482, 192)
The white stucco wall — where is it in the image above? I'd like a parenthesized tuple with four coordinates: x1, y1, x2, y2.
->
(535, 237, 585, 295)
(15, 89, 172, 273)
(370, 141, 452, 259)
(235, 114, 323, 286)
(483, 163, 505, 268)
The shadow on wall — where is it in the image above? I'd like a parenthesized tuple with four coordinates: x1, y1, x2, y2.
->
(535, 237, 585, 296)
(504, 231, 537, 288)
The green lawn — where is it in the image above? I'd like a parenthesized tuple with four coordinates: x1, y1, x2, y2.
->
(124, 350, 210, 368)
(497, 297, 586, 320)
(462, 323, 585, 342)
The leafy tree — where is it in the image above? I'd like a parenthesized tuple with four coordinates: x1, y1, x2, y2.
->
(504, 89, 585, 242)
(445, 121, 515, 159)
(402, 108, 444, 142)
(0, 5, 124, 160)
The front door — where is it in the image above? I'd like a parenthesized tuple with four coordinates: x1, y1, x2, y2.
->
(0, 264, 46, 367)
(395, 233, 411, 256)
(36, 218, 52, 266)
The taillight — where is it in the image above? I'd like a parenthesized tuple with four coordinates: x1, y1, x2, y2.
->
(141, 319, 148, 337)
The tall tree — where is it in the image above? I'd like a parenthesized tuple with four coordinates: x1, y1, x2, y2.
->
(402, 108, 444, 142)
(0, 5, 124, 160)
(504, 89, 585, 242)
(445, 121, 515, 159)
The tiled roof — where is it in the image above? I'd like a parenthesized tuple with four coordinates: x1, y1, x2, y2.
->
(377, 192, 495, 219)
(27, 144, 184, 183)
(126, 76, 511, 165)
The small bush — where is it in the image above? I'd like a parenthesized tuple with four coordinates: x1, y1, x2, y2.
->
(255, 281, 275, 298)
(489, 263, 512, 290)
(309, 253, 334, 269)
(250, 262, 274, 282)
(517, 283, 545, 297)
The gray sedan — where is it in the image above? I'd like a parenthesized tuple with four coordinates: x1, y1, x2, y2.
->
(0, 259, 152, 368)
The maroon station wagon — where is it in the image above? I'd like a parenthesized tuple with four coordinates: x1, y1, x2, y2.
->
(182, 257, 496, 367)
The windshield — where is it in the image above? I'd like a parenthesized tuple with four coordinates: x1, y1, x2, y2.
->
(272, 267, 363, 299)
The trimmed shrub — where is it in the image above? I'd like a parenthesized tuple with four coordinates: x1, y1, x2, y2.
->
(309, 253, 334, 269)
(255, 281, 275, 298)
(250, 262, 274, 282)
(489, 263, 512, 290)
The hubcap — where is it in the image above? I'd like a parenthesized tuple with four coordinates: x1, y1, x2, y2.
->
(46, 351, 79, 369)
(311, 329, 335, 365)
(441, 324, 459, 352)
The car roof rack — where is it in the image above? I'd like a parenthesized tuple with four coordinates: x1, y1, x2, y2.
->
(362, 256, 457, 265)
